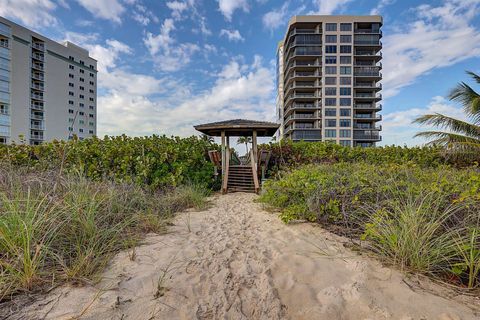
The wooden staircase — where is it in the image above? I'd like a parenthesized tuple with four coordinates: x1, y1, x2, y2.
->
(227, 165, 255, 193)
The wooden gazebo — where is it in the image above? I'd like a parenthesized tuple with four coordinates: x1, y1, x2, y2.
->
(194, 119, 279, 194)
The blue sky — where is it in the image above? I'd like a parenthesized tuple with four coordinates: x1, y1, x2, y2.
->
(1, 0, 480, 146)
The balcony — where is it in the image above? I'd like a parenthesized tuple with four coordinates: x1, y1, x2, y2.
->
(31, 73, 44, 81)
(30, 132, 44, 140)
(31, 113, 44, 120)
(354, 103, 382, 110)
(285, 113, 317, 123)
(291, 129, 322, 141)
(32, 53, 45, 61)
(31, 83, 45, 91)
(31, 103, 44, 111)
(354, 93, 382, 100)
(353, 132, 382, 141)
(354, 82, 382, 89)
(354, 40, 382, 46)
(31, 123, 45, 130)
(32, 43, 45, 51)
(354, 114, 382, 121)
(354, 67, 382, 78)
(285, 47, 322, 62)
(355, 29, 382, 35)
(32, 63, 44, 71)
(31, 92, 44, 101)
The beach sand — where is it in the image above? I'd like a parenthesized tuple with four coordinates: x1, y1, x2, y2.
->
(16, 193, 480, 319)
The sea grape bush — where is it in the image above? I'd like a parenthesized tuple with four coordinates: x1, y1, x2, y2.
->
(262, 141, 453, 172)
(0, 135, 217, 189)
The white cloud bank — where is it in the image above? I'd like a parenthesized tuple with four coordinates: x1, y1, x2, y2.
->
(216, 0, 249, 21)
(0, 0, 59, 28)
(219, 29, 244, 42)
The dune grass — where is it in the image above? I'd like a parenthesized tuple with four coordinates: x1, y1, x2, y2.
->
(0, 166, 209, 301)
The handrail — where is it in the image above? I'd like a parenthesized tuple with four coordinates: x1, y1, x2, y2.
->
(250, 149, 260, 193)
(222, 148, 230, 193)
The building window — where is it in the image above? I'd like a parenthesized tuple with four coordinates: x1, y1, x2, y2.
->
(324, 98, 336, 106)
(80, 86, 85, 91)
(79, 111, 84, 116)
(89, 121, 94, 126)
(340, 87, 351, 95)
(80, 94, 84, 99)
(68, 127, 73, 131)
(340, 77, 351, 85)
(340, 108, 351, 116)
(89, 97, 94, 102)
(340, 140, 351, 146)
(325, 23, 337, 31)
(89, 89, 94, 94)
(80, 69, 85, 74)
(80, 60, 84, 65)
(340, 119, 351, 127)
(69, 74, 74, 78)
(69, 56, 74, 61)
(325, 56, 336, 64)
(325, 66, 337, 74)
(325, 129, 336, 137)
(89, 81, 94, 85)
(325, 87, 336, 96)
(325, 45, 337, 53)
(69, 65, 74, 70)
(325, 119, 336, 127)
(340, 45, 352, 54)
(340, 23, 352, 32)
(340, 129, 351, 138)
(68, 109, 74, 114)
(79, 128, 84, 133)
(89, 114, 94, 118)
(89, 105, 94, 110)
(89, 130, 94, 134)
(80, 77, 84, 82)
(68, 118, 73, 123)
(90, 65, 95, 69)
(325, 35, 337, 43)
(340, 66, 351, 75)
(68, 91, 74, 96)
(325, 77, 336, 85)
(68, 100, 74, 105)
(325, 108, 336, 116)
(340, 98, 351, 106)
(79, 103, 84, 107)
(340, 56, 351, 64)
(340, 35, 352, 43)
(68, 83, 74, 87)
(79, 120, 85, 125)
(89, 73, 94, 77)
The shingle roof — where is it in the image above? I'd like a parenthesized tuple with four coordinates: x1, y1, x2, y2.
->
(194, 119, 280, 137)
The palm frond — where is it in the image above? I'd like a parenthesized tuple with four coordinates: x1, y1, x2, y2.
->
(466, 71, 480, 85)
(413, 113, 480, 138)
(414, 131, 480, 161)
(414, 130, 480, 145)
(448, 82, 480, 119)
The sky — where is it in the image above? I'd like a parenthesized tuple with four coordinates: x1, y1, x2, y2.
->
(1, 0, 480, 147)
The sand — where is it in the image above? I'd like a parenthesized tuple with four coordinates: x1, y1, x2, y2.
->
(13, 193, 480, 319)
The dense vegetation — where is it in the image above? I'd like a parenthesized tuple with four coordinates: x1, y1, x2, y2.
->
(259, 163, 480, 288)
(0, 135, 217, 189)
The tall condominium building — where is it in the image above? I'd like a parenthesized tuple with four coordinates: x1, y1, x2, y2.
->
(276, 16, 382, 147)
(0, 16, 97, 145)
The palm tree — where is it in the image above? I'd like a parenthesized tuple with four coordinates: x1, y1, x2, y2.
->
(237, 136, 252, 153)
(200, 134, 214, 143)
(413, 71, 480, 160)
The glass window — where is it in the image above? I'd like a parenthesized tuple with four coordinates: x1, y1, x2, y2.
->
(325, 108, 336, 116)
(325, 87, 336, 96)
(340, 45, 352, 53)
(324, 77, 336, 85)
(340, 87, 351, 95)
(0, 57, 9, 71)
(340, 140, 351, 146)
(69, 65, 74, 70)
(325, 98, 336, 106)
(340, 56, 351, 64)
(325, 35, 337, 43)
(340, 66, 351, 75)
(325, 23, 337, 31)
(340, 98, 351, 106)
(325, 119, 336, 127)
(68, 109, 74, 114)
(340, 77, 351, 85)
(340, 119, 351, 127)
(340, 108, 351, 116)
(340, 129, 351, 138)
(340, 23, 352, 31)
(0, 23, 11, 36)
(325, 45, 337, 53)
(0, 80, 8, 92)
(325, 66, 337, 74)
(325, 129, 336, 137)
(325, 56, 336, 64)
(340, 35, 352, 43)
(68, 100, 74, 105)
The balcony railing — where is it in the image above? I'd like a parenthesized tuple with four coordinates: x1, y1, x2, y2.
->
(31, 73, 44, 81)
(353, 132, 381, 140)
(354, 93, 382, 99)
(31, 93, 44, 100)
(355, 29, 382, 34)
(354, 103, 382, 110)
(354, 114, 382, 120)
(354, 83, 382, 89)
(31, 113, 44, 120)
(354, 51, 382, 57)
(354, 40, 382, 46)
(32, 53, 45, 61)
(31, 123, 45, 130)
(31, 83, 45, 91)
(31, 103, 44, 110)
(355, 68, 382, 77)
(32, 43, 45, 51)
(285, 114, 316, 122)
(291, 130, 322, 140)
(32, 63, 44, 71)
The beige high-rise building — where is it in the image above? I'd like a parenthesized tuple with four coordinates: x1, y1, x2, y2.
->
(276, 15, 382, 147)
(0, 16, 97, 145)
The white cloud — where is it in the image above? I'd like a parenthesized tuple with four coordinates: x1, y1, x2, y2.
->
(262, 2, 289, 31)
(75, 0, 125, 23)
(0, 0, 58, 28)
(166, 1, 189, 19)
(381, 96, 466, 146)
(143, 19, 200, 72)
(382, 0, 480, 98)
(219, 29, 245, 42)
(217, 0, 249, 21)
(370, 0, 395, 15)
(97, 56, 275, 137)
(310, 0, 353, 14)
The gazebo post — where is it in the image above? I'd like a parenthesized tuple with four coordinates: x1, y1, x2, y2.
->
(252, 130, 258, 162)
(252, 130, 260, 193)
(221, 130, 226, 193)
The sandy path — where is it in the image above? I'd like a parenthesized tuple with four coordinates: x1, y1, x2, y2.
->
(18, 193, 480, 319)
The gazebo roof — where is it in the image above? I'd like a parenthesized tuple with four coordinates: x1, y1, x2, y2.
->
(194, 119, 280, 137)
